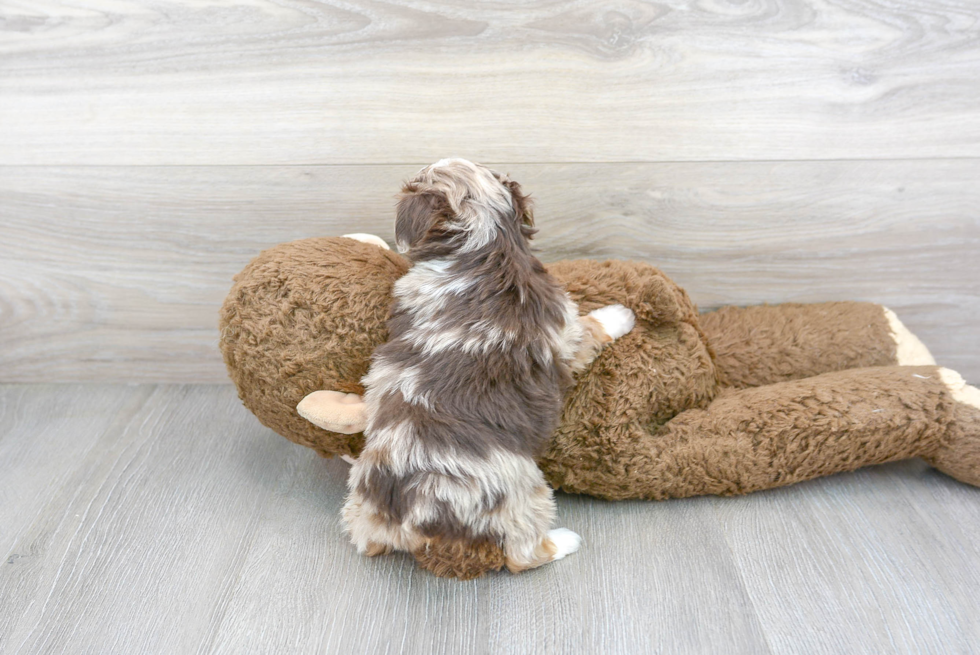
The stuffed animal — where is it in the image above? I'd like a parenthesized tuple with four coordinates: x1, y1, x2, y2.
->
(220, 234, 980, 510)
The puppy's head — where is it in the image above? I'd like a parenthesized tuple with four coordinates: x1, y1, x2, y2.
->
(395, 158, 534, 258)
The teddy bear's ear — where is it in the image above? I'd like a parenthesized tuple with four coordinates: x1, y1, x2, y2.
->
(394, 188, 452, 253)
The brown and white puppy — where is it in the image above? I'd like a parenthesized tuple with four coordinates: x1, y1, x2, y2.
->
(342, 159, 635, 578)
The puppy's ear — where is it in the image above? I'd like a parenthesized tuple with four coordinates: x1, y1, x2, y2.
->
(395, 189, 450, 252)
(502, 179, 534, 229)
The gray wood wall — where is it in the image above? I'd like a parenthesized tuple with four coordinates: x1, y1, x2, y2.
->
(1, 0, 978, 383)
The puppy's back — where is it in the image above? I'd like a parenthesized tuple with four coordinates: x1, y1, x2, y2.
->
(344, 159, 581, 577)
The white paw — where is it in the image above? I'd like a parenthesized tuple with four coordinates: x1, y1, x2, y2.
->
(343, 233, 391, 250)
(588, 304, 635, 341)
(548, 528, 582, 560)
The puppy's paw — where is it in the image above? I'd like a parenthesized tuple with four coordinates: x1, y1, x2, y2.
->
(588, 304, 635, 341)
(343, 233, 391, 250)
(363, 541, 394, 557)
(547, 528, 582, 560)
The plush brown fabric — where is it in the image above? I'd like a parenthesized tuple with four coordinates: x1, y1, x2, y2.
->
(925, 387, 980, 488)
(220, 238, 407, 458)
(219, 237, 980, 500)
(699, 302, 897, 389)
(548, 365, 960, 500)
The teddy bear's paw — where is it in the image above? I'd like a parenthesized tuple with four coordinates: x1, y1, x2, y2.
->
(588, 304, 636, 341)
(927, 368, 980, 488)
(547, 528, 583, 560)
(939, 368, 980, 410)
(884, 307, 936, 366)
(297, 390, 368, 434)
(342, 233, 391, 250)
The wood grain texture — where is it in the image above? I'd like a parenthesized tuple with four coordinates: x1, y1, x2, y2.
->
(1, 0, 979, 164)
(3, 1, 977, 650)
(1, 161, 977, 383)
(0, 384, 771, 655)
(713, 463, 980, 654)
(204, 492, 771, 655)
(0, 385, 151, 560)
(0, 385, 296, 654)
(4, 384, 979, 654)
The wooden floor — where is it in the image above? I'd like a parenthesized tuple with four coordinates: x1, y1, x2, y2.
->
(2, 383, 979, 655)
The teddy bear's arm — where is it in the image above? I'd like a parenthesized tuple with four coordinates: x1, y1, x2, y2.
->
(544, 365, 980, 500)
(699, 302, 934, 390)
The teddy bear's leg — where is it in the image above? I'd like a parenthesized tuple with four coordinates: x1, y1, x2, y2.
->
(545, 365, 979, 500)
(926, 369, 980, 487)
(699, 302, 935, 389)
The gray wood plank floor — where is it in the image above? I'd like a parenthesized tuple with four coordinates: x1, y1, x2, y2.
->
(2, 384, 978, 655)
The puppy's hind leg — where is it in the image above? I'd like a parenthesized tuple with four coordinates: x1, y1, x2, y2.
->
(498, 478, 583, 573)
(546, 528, 584, 560)
(505, 528, 583, 573)
(363, 541, 394, 557)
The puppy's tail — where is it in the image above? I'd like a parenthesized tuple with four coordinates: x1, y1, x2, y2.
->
(412, 537, 507, 580)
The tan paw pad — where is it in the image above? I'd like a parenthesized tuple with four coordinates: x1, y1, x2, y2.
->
(884, 307, 936, 366)
(939, 368, 980, 410)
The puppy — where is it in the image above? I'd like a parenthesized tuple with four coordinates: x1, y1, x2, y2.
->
(342, 159, 635, 579)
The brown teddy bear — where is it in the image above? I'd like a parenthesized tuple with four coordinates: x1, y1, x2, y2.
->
(219, 234, 980, 507)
